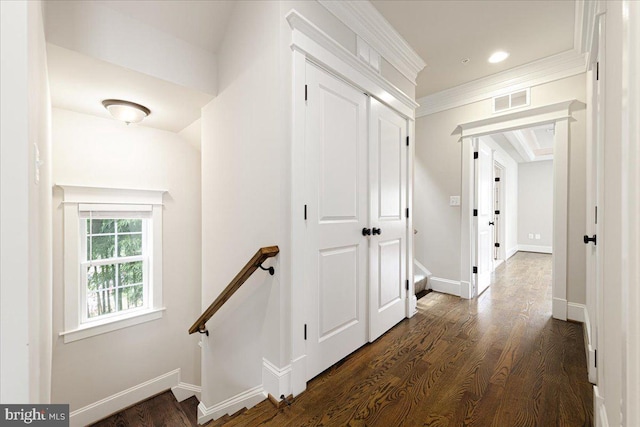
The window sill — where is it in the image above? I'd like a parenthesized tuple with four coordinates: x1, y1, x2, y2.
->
(59, 307, 166, 343)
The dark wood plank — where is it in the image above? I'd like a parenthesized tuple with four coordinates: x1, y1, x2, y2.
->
(203, 252, 592, 427)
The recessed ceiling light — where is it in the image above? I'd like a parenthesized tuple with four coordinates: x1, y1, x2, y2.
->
(488, 51, 510, 64)
(102, 99, 150, 124)
(461, 58, 470, 64)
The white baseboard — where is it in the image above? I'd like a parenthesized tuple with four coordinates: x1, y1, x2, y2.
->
(197, 385, 266, 425)
(290, 355, 307, 397)
(262, 358, 292, 401)
(429, 277, 461, 297)
(171, 382, 201, 402)
(70, 369, 181, 427)
(582, 306, 596, 384)
(594, 386, 608, 427)
(459, 280, 472, 299)
(567, 302, 586, 323)
(507, 246, 518, 259)
(517, 244, 552, 254)
(552, 297, 567, 320)
(413, 259, 432, 278)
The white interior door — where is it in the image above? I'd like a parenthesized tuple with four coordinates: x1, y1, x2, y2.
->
(368, 98, 407, 342)
(304, 63, 368, 380)
(475, 140, 494, 295)
(586, 14, 605, 387)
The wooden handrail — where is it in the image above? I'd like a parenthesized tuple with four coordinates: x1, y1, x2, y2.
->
(188, 246, 279, 335)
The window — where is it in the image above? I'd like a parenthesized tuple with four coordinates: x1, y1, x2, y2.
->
(59, 186, 165, 343)
(81, 214, 149, 321)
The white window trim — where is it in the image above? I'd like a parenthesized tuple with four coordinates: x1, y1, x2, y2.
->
(57, 185, 166, 343)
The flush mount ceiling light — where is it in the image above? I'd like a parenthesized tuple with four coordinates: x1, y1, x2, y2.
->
(102, 99, 150, 124)
(488, 51, 510, 64)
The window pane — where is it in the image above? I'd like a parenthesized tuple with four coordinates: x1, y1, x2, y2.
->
(118, 285, 144, 311)
(118, 234, 142, 257)
(90, 219, 114, 235)
(119, 261, 143, 286)
(87, 264, 116, 291)
(90, 235, 115, 260)
(117, 219, 142, 233)
(87, 289, 116, 318)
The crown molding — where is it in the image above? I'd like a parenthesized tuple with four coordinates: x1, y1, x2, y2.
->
(286, 10, 418, 117)
(416, 49, 587, 118)
(318, 0, 426, 85)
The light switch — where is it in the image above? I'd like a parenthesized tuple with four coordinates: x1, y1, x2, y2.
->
(450, 196, 460, 206)
(535, 234, 541, 240)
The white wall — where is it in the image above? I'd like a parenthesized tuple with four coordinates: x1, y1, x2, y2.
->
(518, 160, 554, 248)
(414, 73, 587, 304)
(50, 109, 202, 411)
(1, 0, 53, 403)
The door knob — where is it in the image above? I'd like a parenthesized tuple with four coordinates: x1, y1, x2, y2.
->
(583, 234, 597, 245)
(489, 221, 495, 226)
(362, 228, 372, 236)
(372, 227, 382, 235)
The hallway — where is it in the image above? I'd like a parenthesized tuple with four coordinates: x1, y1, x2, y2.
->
(219, 251, 593, 426)
(94, 252, 593, 426)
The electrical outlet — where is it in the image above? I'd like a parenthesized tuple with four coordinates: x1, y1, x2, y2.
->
(535, 234, 541, 240)
(450, 196, 460, 206)
(528, 233, 534, 239)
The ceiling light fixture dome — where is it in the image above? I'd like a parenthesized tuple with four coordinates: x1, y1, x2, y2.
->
(102, 99, 150, 124)
(488, 51, 510, 64)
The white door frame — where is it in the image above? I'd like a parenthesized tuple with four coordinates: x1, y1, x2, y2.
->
(458, 100, 576, 316)
(287, 10, 418, 396)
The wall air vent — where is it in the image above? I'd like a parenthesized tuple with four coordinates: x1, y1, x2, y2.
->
(492, 88, 530, 113)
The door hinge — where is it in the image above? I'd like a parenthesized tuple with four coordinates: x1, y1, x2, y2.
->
(305, 84, 308, 101)
(473, 209, 478, 217)
(304, 204, 307, 220)
(406, 279, 409, 291)
(406, 208, 410, 219)
(406, 136, 409, 147)
(473, 266, 478, 274)
(495, 177, 500, 182)
(594, 349, 597, 367)
(595, 206, 598, 224)
(474, 151, 478, 159)
(495, 210, 500, 215)
(304, 324, 307, 340)
(596, 62, 599, 81)
(495, 242, 500, 247)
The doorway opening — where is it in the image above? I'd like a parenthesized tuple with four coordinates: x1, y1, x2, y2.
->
(473, 124, 555, 296)
(458, 100, 576, 320)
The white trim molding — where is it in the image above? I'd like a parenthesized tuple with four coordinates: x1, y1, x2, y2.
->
(197, 385, 266, 425)
(517, 244, 553, 254)
(417, 50, 586, 117)
(567, 302, 587, 323)
(286, 10, 418, 118)
(262, 358, 292, 402)
(429, 277, 461, 297)
(318, 0, 426, 85)
(171, 382, 201, 403)
(553, 298, 568, 321)
(70, 369, 182, 427)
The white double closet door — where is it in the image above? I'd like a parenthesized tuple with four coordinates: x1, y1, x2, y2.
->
(304, 62, 408, 380)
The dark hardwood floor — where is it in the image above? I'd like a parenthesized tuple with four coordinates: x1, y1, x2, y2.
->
(93, 252, 593, 426)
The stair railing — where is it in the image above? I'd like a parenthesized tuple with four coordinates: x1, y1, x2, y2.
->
(188, 246, 279, 335)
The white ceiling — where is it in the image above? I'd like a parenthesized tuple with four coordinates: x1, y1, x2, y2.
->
(45, 0, 578, 134)
(489, 123, 555, 163)
(47, 44, 214, 133)
(96, 1, 235, 54)
(371, 0, 576, 98)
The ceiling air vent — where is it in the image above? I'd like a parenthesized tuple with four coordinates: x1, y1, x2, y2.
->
(492, 88, 530, 113)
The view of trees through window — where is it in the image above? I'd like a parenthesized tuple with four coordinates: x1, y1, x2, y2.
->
(85, 218, 145, 319)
